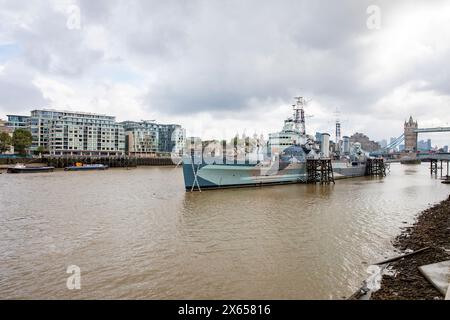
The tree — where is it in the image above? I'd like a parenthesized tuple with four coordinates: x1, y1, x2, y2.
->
(34, 145, 47, 156)
(0, 132, 12, 153)
(12, 129, 32, 155)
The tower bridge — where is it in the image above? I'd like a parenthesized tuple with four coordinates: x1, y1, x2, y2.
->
(404, 116, 450, 152)
(371, 116, 450, 157)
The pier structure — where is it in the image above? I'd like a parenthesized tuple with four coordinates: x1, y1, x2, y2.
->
(366, 158, 387, 176)
(429, 158, 450, 178)
(306, 159, 335, 184)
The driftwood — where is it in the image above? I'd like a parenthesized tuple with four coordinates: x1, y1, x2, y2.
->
(373, 247, 431, 265)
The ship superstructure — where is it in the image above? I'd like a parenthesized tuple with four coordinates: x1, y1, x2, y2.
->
(268, 97, 310, 155)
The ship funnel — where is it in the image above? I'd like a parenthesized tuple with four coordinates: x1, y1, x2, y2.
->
(321, 133, 330, 158)
(343, 136, 350, 155)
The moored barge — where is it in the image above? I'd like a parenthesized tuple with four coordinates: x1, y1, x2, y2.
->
(7, 165, 55, 174)
(64, 164, 109, 171)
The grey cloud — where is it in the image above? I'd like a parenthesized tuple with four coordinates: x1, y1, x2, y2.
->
(0, 62, 49, 113)
(5, 1, 105, 76)
(136, 1, 389, 115)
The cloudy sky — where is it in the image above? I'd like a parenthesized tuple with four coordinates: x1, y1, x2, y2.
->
(0, 0, 449, 146)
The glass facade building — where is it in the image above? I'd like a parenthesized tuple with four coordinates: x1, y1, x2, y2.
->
(122, 121, 185, 156)
(30, 110, 125, 156)
(6, 115, 31, 130)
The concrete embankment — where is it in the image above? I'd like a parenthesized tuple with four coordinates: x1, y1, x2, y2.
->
(371, 194, 450, 300)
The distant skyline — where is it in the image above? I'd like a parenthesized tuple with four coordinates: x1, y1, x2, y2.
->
(0, 0, 449, 146)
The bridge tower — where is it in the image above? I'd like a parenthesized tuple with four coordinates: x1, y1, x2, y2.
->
(404, 116, 418, 152)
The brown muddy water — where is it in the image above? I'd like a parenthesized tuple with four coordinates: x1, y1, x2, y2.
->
(0, 163, 448, 299)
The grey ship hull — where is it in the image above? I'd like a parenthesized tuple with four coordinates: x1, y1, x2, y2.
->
(183, 161, 307, 191)
(332, 163, 367, 179)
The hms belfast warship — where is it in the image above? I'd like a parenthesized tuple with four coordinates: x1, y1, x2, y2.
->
(182, 97, 368, 191)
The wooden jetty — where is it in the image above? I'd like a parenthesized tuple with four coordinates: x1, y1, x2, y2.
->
(366, 158, 387, 177)
(306, 159, 335, 184)
(430, 158, 450, 178)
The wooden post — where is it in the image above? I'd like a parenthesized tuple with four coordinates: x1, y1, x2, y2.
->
(373, 247, 431, 265)
(430, 159, 437, 175)
(329, 159, 335, 184)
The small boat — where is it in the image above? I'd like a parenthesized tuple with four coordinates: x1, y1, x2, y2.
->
(7, 164, 55, 174)
(64, 163, 109, 171)
(441, 180, 450, 184)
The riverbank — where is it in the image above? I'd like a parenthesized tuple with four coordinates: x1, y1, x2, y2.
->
(372, 194, 450, 300)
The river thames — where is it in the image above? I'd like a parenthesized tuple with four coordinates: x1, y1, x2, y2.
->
(0, 163, 448, 299)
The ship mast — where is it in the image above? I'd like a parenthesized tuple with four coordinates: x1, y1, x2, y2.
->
(293, 96, 307, 135)
(334, 108, 341, 143)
